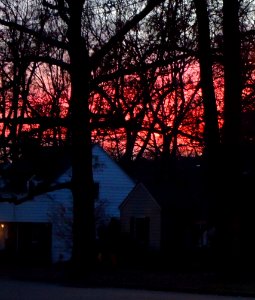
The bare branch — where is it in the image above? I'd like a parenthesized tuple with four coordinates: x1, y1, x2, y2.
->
(90, 0, 165, 68)
(0, 18, 68, 50)
(23, 55, 70, 70)
(0, 182, 71, 205)
(42, 0, 70, 24)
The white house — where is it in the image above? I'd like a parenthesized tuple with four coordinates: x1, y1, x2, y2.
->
(0, 144, 135, 264)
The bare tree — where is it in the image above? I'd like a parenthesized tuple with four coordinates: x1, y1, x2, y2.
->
(219, 0, 242, 269)
(0, 0, 166, 268)
(91, 0, 204, 162)
(194, 0, 244, 269)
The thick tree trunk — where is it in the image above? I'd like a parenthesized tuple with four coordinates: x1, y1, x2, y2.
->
(194, 0, 220, 227)
(65, 0, 166, 270)
(68, 1, 96, 270)
(220, 0, 242, 270)
(194, 0, 220, 165)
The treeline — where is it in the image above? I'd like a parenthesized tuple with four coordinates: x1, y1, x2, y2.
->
(0, 1, 254, 163)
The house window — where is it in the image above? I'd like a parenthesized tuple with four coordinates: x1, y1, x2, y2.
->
(130, 217, 150, 247)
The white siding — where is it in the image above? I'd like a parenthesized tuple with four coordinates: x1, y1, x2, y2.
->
(120, 183, 161, 250)
(0, 198, 51, 223)
(92, 145, 135, 220)
(0, 202, 16, 221)
(45, 189, 73, 263)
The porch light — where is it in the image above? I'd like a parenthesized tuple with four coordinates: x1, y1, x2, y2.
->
(0, 224, 4, 228)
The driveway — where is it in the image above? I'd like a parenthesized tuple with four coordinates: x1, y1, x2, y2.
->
(0, 278, 252, 300)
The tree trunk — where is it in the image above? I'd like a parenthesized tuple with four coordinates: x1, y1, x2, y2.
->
(222, 0, 242, 179)
(194, 0, 220, 162)
(194, 0, 220, 226)
(68, 1, 96, 270)
(220, 0, 242, 270)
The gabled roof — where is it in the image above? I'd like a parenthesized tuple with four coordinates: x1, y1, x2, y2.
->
(92, 144, 135, 184)
(119, 182, 161, 210)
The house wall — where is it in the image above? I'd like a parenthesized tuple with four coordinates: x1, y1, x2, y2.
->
(0, 198, 52, 223)
(43, 189, 73, 263)
(120, 184, 161, 250)
(0, 189, 73, 263)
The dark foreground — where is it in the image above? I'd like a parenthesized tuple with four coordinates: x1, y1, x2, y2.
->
(0, 278, 251, 300)
(1, 264, 255, 298)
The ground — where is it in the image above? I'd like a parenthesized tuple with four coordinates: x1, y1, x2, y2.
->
(1, 264, 255, 298)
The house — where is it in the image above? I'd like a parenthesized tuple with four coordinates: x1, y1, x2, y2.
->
(118, 157, 213, 264)
(0, 144, 135, 264)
